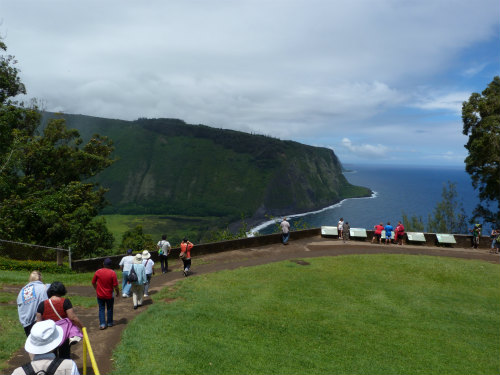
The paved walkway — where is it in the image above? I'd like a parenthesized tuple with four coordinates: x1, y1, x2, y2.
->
(5, 236, 498, 374)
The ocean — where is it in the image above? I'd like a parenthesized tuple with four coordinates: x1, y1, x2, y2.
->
(251, 164, 488, 235)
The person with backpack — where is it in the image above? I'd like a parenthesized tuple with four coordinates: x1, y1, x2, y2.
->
(141, 250, 155, 297)
(179, 238, 194, 277)
(129, 253, 147, 310)
(470, 224, 482, 249)
(11, 320, 79, 375)
(157, 234, 171, 273)
(91, 258, 120, 330)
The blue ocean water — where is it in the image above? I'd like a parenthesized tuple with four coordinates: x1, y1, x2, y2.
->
(252, 164, 486, 235)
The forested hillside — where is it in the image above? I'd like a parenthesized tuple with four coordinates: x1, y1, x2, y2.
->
(43, 113, 371, 224)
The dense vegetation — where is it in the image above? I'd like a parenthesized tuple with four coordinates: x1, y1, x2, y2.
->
(462, 76, 500, 226)
(0, 39, 115, 260)
(44, 114, 372, 223)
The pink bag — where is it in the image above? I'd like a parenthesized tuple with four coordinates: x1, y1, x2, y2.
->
(55, 318, 83, 341)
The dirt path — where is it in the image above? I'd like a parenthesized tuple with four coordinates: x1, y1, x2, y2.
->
(5, 236, 499, 374)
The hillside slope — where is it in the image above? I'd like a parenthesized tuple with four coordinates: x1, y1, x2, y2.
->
(44, 113, 371, 222)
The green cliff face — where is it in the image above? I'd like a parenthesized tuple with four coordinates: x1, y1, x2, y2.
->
(45, 114, 371, 221)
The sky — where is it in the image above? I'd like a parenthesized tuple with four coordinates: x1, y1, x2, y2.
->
(1, 0, 499, 166)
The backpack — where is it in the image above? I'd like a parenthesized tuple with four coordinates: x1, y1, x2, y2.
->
(127, 265, 138, 283)
(22, 358, 64, 375)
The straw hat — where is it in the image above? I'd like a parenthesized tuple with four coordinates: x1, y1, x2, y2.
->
(25, 320, 64, 354)
(133, 253, 143, 264)
(142, 250, 151, 260)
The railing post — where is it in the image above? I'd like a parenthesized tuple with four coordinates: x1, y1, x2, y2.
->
(57, 249, 63, 266)
(68, 247, 72, 269)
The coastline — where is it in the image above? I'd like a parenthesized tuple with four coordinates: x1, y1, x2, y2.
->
(248, 190, 378, 236)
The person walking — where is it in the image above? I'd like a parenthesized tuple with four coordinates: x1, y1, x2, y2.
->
(17, 271, 49, 336)
(129, 253, 147, 309)
(91, 258, 120, 330)
(372, 222, 384, 244)
(384, 222, 394, 245)
(142, 250, 155, 297)
(342, 221, 350, 243)
(11, 320, 80, 375)
(280, 217, 291, 245)
(157, 234, 171, 273)
(36, 282, 84, 359)
(118, 249, 134, 298)
(179, 238, 194, 276)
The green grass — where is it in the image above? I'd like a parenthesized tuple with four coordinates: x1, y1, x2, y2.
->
(0, 270, 96, 286)
(0, 305, 26, 371)
(111, 254, 500, 375)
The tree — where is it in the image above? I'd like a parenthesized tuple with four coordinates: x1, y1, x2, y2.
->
(120, 226, 155, 252)
(0, 39, 115, 259)
(462, 76, 500, 225)
(401, 213, 424, 232)
(427, 181, 468, 234)
(402, 182, 468, 234)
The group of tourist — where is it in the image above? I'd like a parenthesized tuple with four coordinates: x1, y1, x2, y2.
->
(16, 271, 84, 374)
(13, 234, 194, 374)
(371, 221, 405, 245)
(337, 218, 351, 243)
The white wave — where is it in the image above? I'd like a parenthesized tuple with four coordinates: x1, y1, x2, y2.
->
(247, 191, 378, 236)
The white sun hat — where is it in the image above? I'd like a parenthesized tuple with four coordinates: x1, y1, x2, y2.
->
(25, 320, 64, 354)
(142, 250, 151, 260)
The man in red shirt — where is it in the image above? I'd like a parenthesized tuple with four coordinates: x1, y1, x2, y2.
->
(372, 222, 384, 244)
(92, 258, 120, 330)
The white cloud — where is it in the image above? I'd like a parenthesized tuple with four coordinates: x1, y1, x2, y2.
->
(413, 91, 471, 114)
(1, 0, 498, 165)
(341, 138, 389, 158)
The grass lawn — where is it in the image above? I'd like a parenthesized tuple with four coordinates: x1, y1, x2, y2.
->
(111, 254, 500, 375)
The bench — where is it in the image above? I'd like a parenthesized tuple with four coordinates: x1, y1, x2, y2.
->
(406, 232, 426, 243)
(349, 228, 367, 238)
(436, 233, 456, 245)
(321, 226, 338, 237)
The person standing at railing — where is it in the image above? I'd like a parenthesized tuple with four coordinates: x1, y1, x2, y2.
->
(384, 222, 394, 245)
(372, 223, 384, 244)
(337, 218, 344, 240)
(490, 227, 500, 254)
(17, 271, 49, 337)
(92, 258, 120, 330)
(280, 217, 290, 245)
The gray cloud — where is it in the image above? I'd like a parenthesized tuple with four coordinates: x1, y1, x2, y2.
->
(1, 0, 498, 165)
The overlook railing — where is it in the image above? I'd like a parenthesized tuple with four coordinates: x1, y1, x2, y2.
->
(71, 228, 493, 272)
